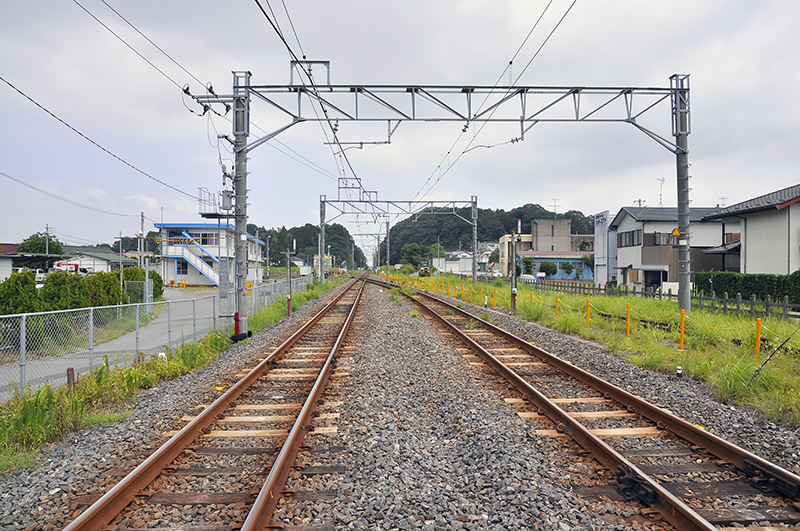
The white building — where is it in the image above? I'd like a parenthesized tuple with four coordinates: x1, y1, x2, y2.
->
(155, 223, 264, 287)
(704, 184, 800, 275)
(609, 207, 737, 292)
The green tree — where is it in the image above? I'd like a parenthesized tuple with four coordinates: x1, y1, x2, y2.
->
(40, 271, 91, 311)
(86, 272, 125, 307)
(562, 261, 574, 278)
(401, 243, 429, 269)
(583, 253, 595, 274)
(429, 243, 446, 261)
(540, 261, 557, 278)
(0, 271, 42, 314)
(17, 232, 63, 255)
(522, 257, 534, 274)
(488, 247, 500, 264)
(578, 240, 592, 252)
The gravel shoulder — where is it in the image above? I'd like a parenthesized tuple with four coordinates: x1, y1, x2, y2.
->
(1, 279, 798, 531)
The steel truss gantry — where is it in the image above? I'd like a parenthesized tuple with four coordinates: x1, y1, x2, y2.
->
(195, 71, 691, 331)
(320, 195, 479, 284)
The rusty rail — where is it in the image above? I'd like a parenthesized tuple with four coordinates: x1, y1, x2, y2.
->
(377, 278, 800, 530)
(63, 277, 362, 531)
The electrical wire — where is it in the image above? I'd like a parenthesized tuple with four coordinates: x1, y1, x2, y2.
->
(414, 0, 577, 202)
(1, 170, 140, 217)
(0, 75, 198, 200)
(71, 0, 183, 91)
(98, 0, 207, 90)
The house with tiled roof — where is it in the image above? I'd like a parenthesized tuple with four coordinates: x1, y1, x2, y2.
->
(608, 206, 738, 292)
(703, 184, 800, 275)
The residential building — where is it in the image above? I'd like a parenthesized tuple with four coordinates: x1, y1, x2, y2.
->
(608, 206, 736, 292)
(593, 210, 617, 288)
(703, 184, 800, 275)
(499, 234, 533, 276)
(155, 223, 264, 287)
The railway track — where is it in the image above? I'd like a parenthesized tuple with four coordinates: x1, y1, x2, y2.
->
(62, 277, 365, 531)
(379, 279, 800, 530)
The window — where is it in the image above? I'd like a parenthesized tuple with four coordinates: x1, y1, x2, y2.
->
(176, 260, 188, 275)
(653, 232, 676, 246)
(551, 225, 554, 237)
(617, 229, 642, 248)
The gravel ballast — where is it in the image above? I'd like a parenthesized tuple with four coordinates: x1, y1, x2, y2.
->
(0, 279, 798, 530)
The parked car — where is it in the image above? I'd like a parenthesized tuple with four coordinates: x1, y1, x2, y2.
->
(518, 274, 536, 284)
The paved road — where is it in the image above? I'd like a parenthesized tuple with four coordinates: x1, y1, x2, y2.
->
(0, 288, 222, 402)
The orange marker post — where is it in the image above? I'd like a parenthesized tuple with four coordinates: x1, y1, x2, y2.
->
(679, 309, 686, 352)
(755, 317, 762, 362)
(493, 288, 497, 308)
(480, 285, 483, 303)
(530, 291, 533, 306)
(470, 284, 473, 302)
(626, 303, 631, 339)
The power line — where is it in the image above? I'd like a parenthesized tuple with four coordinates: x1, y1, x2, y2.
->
(0, 75, 198, 200)
(71, 0, 183, 91)
(414, 0, 577, 201)
(98, 0, 207, 90)
(2, 170, 136, 217)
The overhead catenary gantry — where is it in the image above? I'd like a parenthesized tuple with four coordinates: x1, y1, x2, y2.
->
(319, 195, 479, 285)
(196, 69, 691, 332)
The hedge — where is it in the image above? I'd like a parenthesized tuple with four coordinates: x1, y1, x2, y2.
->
(695, 270, 800, 304)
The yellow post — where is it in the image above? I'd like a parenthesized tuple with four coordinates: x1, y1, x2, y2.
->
(626, 303, 631, 339)
(480, 285, 483, 303)
(586, 298, 591, 329)
(470, 284, 473, 302)
(493, 288, 497, 308)
(755, 317, 762, 362)
(679, 309, 685, 351)
(530, 291, 533, 306)
(556, 294, 559, 317)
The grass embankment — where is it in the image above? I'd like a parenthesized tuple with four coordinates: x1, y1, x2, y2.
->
(0, 278, 349, 474)
(402, 273, 800, 425)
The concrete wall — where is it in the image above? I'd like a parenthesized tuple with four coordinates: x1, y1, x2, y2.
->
(531, 219, 571, 251)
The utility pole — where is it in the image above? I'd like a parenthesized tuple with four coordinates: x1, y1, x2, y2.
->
(45, 224, 50, 255)
(672, 74, 692, 314)
(266, 234, 271, 279)
(287, 238, 296, 315)
(511, 219, 521, 314)
(472, 195, 478, 286)
(385, 218, 390, 281)
(232, 71, 251, 332)
(140, 212, 145, 269)
(319, 196, 326, 284)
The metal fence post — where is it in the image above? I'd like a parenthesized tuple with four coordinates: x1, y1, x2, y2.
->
(19, 314, 26, 391)
(135, 304, 140, 353)
(192, 299, 196, 342)
(167, 301, 172, 348)
(89, 308, 94, 374)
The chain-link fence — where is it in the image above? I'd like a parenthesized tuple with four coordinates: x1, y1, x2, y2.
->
(0, 275, 312, 402)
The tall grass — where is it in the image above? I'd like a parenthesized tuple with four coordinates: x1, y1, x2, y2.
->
(399, 273, 800, 425)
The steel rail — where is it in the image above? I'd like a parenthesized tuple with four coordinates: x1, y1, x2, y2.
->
(242, 278, 366, 530)
(375, 279, 717, 531)
(63, 277, 361, 531)
(394, 281, 800, 500)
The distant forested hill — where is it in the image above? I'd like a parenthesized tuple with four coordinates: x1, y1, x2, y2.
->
(383, 204, 594, 264)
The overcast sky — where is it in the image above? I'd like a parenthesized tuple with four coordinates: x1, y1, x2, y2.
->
(2, 0, 798, 258)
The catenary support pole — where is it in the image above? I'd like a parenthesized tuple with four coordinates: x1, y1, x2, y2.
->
(672, 74, 692, 314)
(319, 196, 325, 284)
(233, 71, 251, 331)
